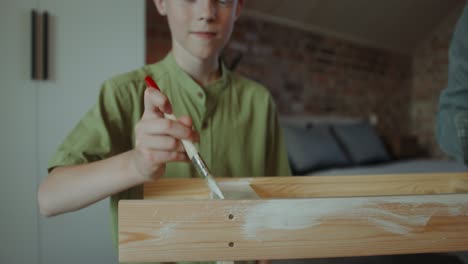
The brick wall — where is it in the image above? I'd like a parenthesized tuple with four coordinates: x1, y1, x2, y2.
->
(146, 1, 463, 157)
(223, 18, 411, 143)
(410, 6, 464, 158)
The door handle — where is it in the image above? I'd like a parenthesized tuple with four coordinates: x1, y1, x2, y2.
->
(31, 10, 50, 80)
(31, 10, 38, 80)
(43, 11, 49, 80)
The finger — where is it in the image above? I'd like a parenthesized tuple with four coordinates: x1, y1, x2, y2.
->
(144, 87, 173, 115)
(178, 115, 193, 127)
(141, 109, 163, 120)
(137, 135, 186, 152)
(178, 116, 199, 142)
(150, 151, 190, 163)
(138, 118, 196, 141)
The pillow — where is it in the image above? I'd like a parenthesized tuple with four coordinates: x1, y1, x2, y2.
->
(331, 122, 391, 165)
(282, 124, 351, 174)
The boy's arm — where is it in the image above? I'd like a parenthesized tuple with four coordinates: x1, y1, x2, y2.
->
(437, 4, 468, 162)
(38, 82, 197, 217)
(39, 150, 145, 217)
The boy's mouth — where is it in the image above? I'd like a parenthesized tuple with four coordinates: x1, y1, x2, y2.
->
(190, 31, 218, 39)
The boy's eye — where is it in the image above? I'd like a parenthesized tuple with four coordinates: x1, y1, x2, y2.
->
(217, 0, 234, 5)
(182, 0, 235, 7)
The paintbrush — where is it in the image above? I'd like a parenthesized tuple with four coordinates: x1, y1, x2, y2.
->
(145, 76, 225, 199)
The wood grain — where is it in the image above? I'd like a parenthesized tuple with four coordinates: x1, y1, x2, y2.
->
(144, 173, 468, 199)
(119, 193, 468, 262)
(119, 173, 468, 262)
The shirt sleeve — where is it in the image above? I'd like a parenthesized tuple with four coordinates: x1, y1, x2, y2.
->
(437, 4, 468, 162)
(47, 79, 134, 172)
(265, 96, 292, 176)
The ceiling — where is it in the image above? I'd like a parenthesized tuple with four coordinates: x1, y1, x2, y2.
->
(243, 0, 465, 54)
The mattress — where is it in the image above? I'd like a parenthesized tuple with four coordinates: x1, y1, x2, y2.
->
(307, 159, 467, 176)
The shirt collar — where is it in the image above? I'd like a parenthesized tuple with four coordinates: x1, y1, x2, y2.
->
(158, 52, 232, 119)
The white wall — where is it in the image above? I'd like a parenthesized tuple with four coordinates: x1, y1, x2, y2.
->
(0, 0, 38, 263)
(0, 1, 145, 263)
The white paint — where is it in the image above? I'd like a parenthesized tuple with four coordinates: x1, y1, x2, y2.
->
(366, 208, 433, 226)
(219, 180, 259, 200)
(242, 199, 364, 239)
(448, 207, 462, 216)
(367, 218, 411, 235)
(242, 194, 468, 239)
(152, 223, 178, 242)
(365, 207, 433, 235)
(219, 179, 253, 187)
(207, 177, 225, 199)
(151, 210, 211, 242)
(152, 208, 160, 217)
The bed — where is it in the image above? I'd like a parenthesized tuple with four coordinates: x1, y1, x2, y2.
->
(279, 115, 467, 176)
(309, 159, 467, 175)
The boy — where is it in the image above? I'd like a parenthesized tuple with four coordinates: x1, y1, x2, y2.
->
(437, 4, 468, 163)
(38, 0, 291, 263)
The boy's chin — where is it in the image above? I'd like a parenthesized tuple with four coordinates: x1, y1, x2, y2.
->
(189, 47, 220, 60)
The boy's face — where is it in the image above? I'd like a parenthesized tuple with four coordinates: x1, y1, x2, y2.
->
(154, 0, 243, 60)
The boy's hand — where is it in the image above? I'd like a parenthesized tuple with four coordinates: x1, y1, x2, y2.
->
(131, 87, 199, 182)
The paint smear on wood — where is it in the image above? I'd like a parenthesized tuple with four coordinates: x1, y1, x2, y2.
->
(242, 195, 468, 238)
(219, 180, 259, 200)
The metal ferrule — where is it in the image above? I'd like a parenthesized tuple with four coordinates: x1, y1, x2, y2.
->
(191, 152, 211, 179)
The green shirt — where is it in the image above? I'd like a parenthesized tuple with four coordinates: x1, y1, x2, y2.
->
(48, 53, 291, 263)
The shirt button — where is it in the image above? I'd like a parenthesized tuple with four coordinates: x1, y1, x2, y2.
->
(197, 92, 204, 99)
(202, 121, 208, 130)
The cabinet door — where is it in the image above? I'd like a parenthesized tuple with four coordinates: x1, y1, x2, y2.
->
(0, 1, 39, 264)
(36, 0, 144, 263)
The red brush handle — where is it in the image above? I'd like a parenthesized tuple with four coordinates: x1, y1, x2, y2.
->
(145, 76, 161, 91)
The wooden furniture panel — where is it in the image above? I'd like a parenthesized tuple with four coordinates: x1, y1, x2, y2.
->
(120, 173, 468, 263)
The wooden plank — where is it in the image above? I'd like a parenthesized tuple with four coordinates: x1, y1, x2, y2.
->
(144, 173, 468, 199)
(119, 194, 468, 262)
(250, 173, 468, 198)
(143, 177, 263, 200)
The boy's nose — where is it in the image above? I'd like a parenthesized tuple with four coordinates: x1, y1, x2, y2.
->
(197, 0, 217, 22)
